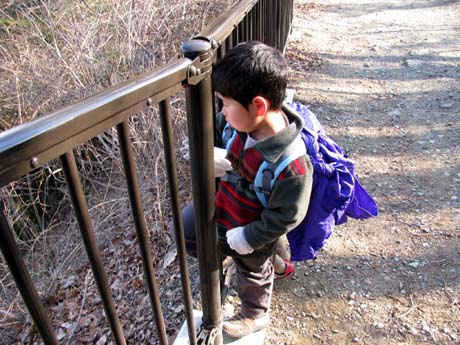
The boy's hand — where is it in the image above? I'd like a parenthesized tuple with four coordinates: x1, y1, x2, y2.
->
(180, 139, 232, 177)
(226, 226, 254, 255)
(213, 147, 232, 177)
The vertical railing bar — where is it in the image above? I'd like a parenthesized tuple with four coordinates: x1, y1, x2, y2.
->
(244, 14, 249, 41)
(249, 7, 253, 41)
(248, 10, 252, 40)
(287, 0, 291, 27)
(263, 0, 268, 45)
(265, 0, 268, 44)
(0, 203, 58, 345)
(284, 0, 288, 42)
(267, 0, 275, 47)
(252, 1, 260, 40)
(271, 0, 280, 49)
(226, 31, 233, 50)
(255, 1, 260, 41)
(241, 15, 246, 42)
(262, 0, 265, 41)
(281, 0, 287, 49)
(244, 14, 248, 42)
(115, 120, 169, 345)
(157, 100, 197, 345)
(182, 39, 222, 345)
(258, 0, 263, 43)
(232, 26, 238, 46)
(60, 151, 126, 345)
(287, 0, 292, 45)
(257, 0, 263, 42)
(273, 0, 278, 48)
(280, 0, 285, 49)
(217, 43, 226, 61)
(284, 0, 289, 48)
(238, 21, 243, 44)
(251, 6, 256, 40)
(265, 0, 269, 45)
(215, 45, 225, 112)
(276, 0, 281, 50)
(252, 5, 256, 41)
(272, 0, 276, 46)
(285, 0, 292, 48)
(289, 0, 294, 44)
(289, 1, 292, 43)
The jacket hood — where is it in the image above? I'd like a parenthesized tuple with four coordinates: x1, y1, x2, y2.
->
(251, 104, 304, 164)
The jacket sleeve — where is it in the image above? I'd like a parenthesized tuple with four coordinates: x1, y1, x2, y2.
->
(244, 156, 313, 250)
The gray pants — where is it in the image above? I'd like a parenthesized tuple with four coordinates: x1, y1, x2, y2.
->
(177, 203, 274, 318)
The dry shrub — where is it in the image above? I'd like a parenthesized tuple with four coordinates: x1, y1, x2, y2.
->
(0, 0, 237, 343)
(1, 0, 234, 126)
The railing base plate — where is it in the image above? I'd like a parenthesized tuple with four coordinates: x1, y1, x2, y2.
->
(173, 310, 266, 345)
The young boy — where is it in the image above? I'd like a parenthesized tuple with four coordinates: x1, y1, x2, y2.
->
(180, 41, 313, 338)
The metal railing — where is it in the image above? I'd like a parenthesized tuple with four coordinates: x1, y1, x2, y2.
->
(0, 0, 294, 344)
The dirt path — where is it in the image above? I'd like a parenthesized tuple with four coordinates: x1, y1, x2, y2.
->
(265, 0, 460, 344)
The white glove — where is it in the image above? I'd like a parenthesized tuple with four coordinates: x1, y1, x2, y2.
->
(226, 226, 253, 255)
(180, 139, 232, 177)
(213, 147, 232, 177)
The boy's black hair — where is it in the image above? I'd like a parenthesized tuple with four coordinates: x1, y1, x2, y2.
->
(212, 41, 288, 110)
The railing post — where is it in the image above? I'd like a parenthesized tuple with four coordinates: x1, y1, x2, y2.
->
(181, 39, 222, 345)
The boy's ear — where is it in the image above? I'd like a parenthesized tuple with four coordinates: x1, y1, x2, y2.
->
(252, 96, 270, 116)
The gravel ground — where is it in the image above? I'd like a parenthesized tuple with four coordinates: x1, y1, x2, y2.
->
(258, 0, 460, 344)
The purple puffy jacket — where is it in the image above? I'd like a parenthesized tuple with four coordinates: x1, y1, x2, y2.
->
(284, 102, 378, 261)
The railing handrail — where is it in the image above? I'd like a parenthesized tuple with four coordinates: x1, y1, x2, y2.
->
(0, 58, 190, 187)
(198, 0, 259, 43)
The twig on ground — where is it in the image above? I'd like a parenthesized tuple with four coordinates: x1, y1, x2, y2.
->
(66, 270, 91, 345)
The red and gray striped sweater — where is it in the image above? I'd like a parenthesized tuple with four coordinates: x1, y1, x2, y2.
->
(215, 108, 313, 258)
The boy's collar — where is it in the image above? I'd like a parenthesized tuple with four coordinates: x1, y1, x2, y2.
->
(251, 109, 304, 163)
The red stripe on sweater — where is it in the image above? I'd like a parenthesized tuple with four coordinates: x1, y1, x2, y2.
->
(227, 135, 243, 167)
(215, 212, 235, 229)
(239, 148, 264, 183)
(220, 181, 261, 209)
(216, 192, 244, 222)
(279, 157, 309, 180)
(216, 187, 262, 227)
(293, 158, 307, 174)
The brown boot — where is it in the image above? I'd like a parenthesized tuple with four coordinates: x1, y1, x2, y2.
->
(223, 312, 269, 338)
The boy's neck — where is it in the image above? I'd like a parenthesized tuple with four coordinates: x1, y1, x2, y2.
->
(250, 109, 288, 141)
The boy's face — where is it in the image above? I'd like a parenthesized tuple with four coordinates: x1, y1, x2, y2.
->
(217, 94, 259, 133)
